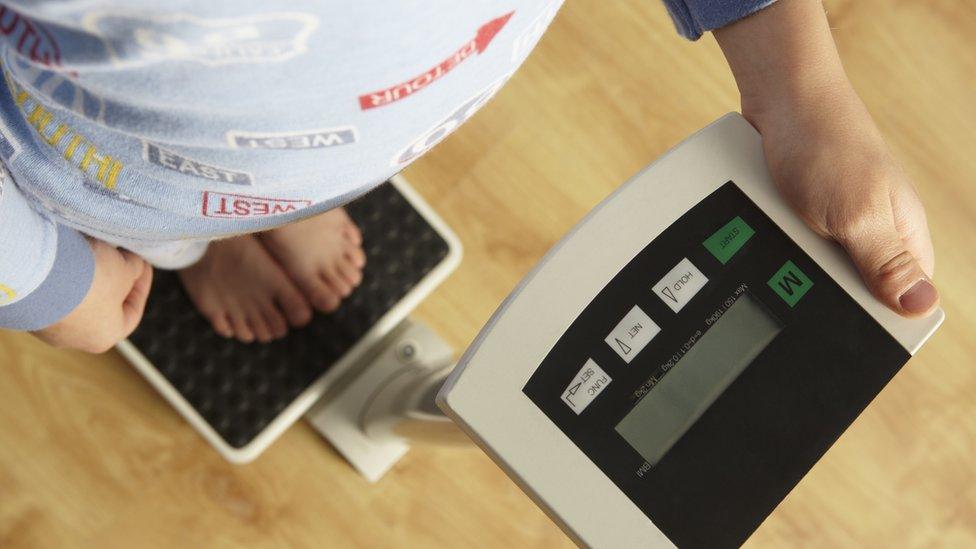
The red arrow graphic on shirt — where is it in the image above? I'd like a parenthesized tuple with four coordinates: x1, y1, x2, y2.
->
(358, 11, 514, 110)
(473, 11, 514, 53)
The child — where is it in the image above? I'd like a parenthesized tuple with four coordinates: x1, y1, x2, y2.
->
(0, 0, 939, 352)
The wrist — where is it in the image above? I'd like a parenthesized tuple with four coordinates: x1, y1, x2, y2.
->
(714, 0, 853, 128)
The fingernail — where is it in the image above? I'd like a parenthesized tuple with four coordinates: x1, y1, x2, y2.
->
(899, 279, 938, 314)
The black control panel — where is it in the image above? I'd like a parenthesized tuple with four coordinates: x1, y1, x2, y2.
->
(523, 181, 910, 548)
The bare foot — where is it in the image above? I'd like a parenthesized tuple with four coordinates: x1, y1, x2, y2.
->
(179, 235, 312, 343)
(258, 208, 366, 313)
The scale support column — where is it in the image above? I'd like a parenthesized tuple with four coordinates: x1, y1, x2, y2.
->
(306, 319, 466, 482)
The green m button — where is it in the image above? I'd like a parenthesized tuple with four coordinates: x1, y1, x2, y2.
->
(768, 260, 813, 307)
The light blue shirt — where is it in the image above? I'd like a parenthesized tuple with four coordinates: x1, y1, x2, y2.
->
(0, 0, 774, 329)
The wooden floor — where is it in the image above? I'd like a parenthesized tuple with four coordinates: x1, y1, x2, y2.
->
(2, 1, 975, 547)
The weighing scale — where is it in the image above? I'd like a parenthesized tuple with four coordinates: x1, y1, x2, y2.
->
(118, 113, 943, 546)
(437, 113, 943, 547)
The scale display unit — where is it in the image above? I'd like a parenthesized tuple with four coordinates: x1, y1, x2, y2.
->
(438, 113, 943, 548)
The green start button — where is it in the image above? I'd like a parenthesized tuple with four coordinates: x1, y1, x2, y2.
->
(703, 216, 755, 264)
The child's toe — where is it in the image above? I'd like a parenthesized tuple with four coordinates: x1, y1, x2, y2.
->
(229, 311, 255, 343)
(276, 288, 313, 327)
(249, 317, 273, 343)
(210, 312, 234, 339)
(343, 223, 363, 246)
(290, 269, 339, 312)
(346, 244, 366, 268)
(337, 259, 363, 288)
(245, 304, 273, 343)
(310, 279, 341, 312)
(322, 267, 352, 297)
(262, 304, 288, 340)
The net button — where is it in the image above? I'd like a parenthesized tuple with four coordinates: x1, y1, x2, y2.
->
(605, 305, 661, 363)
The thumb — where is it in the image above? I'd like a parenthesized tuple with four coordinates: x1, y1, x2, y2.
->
(118, 248, 146, 280)
(121, 261, 153, 337)
(833, 217, 939, 318)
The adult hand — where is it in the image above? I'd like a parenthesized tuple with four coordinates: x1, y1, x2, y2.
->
(715, 0, 939, 317)
(33, 238, 153, 352)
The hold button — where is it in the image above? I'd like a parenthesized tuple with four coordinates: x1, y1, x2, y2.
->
(653, 258, 709, 313)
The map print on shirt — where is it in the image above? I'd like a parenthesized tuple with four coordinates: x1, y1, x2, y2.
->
(394, 73, 510, 167)
(0, 5, 62, 69)
(5, 51, 108, 122)
(0, 166, 16, 304)
(0, 7, 107, 122)
(82, 11, 319, 66)
(227, 127, 358, 150)
(144, 142, 253, 185)
(202, 190, 311, 219)
(0, 1, 574, 331)
(0, 110, 20, 162)
(5, 69, 123, 190)
(358, 11, 513, 111)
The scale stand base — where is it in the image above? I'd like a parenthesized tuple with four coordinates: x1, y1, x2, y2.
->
(306, 318, 458, 482)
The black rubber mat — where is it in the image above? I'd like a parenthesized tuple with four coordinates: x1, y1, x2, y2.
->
(127, 183, 451, 448)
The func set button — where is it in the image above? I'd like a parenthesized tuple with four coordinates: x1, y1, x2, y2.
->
(561, 359, 612, 414)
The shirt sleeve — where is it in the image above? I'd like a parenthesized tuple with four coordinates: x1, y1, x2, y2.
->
(0, 165, 94, 331)
(662, 0, 778, 40)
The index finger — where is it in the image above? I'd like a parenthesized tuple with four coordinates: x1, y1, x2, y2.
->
(121, 262, 153, 336)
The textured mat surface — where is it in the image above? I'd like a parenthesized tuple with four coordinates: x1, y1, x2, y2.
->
(127, 183, 451, 448)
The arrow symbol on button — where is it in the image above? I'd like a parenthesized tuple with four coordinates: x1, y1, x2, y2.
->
(662, 287, 677, 303)
(615, 338, 632, 355)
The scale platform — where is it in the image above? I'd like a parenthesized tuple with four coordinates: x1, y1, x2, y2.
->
(118, 176, 461, 463)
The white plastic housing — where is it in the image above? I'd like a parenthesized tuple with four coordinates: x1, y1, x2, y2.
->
(438, 113, 943, 548)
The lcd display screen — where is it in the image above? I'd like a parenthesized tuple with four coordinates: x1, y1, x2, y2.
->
(615, 293, 782, 465)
